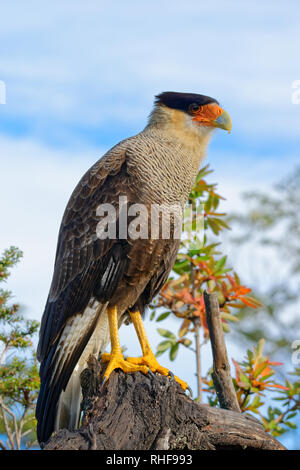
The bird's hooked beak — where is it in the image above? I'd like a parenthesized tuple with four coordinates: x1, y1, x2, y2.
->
(213, 109, 232, 133)
(191, 103, 232, 133)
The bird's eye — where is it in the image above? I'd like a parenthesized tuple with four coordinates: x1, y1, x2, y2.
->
(189, 103, 200, 114)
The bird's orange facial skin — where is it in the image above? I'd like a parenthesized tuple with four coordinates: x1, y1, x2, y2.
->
(191, 103, 224, 127)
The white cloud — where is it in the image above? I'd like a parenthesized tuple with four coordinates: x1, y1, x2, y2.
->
(0, 0, 300, 138)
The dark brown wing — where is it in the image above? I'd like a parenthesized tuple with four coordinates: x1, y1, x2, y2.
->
(37, 143, 129, 362)
(36, 143, 135, 442)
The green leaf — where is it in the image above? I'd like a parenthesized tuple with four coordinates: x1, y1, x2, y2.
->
(169, 342, 179, 361)
(286, 412, 297, 420)
(221, 313, 239, 323)
(252, 360, 268, 379)
(150, 311, 156, 321)
(172, 259, 191, 274)
(156, 340, 173, 353)
(181, 338, 192, 347)
(156, 311, 171, 322)
(284, 421, 297, 429)
(214, 256, 227, 273)
(222, 322, 230, 333)
(157, 328, 176, 340)
(251, 395, 263, 409)
(256, 339, 265, 357)
(207, 218, 220, 235)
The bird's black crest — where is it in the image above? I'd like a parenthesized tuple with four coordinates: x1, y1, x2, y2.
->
(155, 91, 218, 113)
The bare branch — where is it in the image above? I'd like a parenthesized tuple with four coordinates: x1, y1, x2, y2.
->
(190, 262, 202, 402)
(0, 399, 15, 449)
(204, 290, 241, 413)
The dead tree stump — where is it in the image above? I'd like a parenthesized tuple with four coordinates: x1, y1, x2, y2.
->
(43, 357, 285, 450)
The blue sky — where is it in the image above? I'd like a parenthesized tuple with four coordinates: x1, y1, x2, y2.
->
(0, 0, 300, 447)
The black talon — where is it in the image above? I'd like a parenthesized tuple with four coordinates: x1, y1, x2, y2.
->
(186, 386, 193, 398)
(148, 369, 156, 378)
(102, 375, 108, 386)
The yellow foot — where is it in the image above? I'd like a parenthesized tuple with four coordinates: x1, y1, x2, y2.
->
(126, 353, 189, 392)
(101, 352, 149, 383)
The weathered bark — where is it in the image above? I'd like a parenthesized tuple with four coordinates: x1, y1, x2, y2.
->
(204, 291, 241, 413)
(43, 357, 285, 450)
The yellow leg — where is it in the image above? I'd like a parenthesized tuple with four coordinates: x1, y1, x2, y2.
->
(101, 306, 148, 382)
(126, 311, 189, 391)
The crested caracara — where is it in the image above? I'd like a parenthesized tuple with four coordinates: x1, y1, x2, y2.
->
(36, 91, 232, 444)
